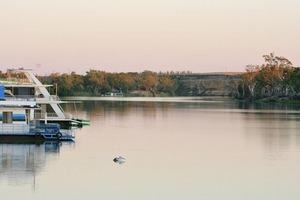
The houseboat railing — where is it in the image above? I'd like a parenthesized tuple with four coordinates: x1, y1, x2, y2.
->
(0, 78, 32, 84)
(5, 96, 36, 101)
(34, 112, 73, 119)
(0, 124, 30, 134)
(50, 95, 61, 101)
(5, 95, 62, 102)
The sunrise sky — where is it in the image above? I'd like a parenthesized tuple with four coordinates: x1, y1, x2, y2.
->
(0, 0, 299, 75)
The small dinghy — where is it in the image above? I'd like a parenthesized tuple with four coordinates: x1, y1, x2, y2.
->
(113, 156, 126, 164)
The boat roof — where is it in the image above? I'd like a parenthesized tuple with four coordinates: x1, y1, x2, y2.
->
(0, 100, 36, 106)
(1, 84, 53, 88)
(1, 69, 53, 87)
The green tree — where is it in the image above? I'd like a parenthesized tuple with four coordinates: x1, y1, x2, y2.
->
(260, 53, 293, 97)
(69, 71, 84, 93)
(241, 53, 294, 100)
(139, 71, 158, 97)
(286, 68, 300, 96)
(118, 73, 136, 94)
(157, 75, 177, 95)
(242, 65, 260, 99)
(85, 70, 107, 95)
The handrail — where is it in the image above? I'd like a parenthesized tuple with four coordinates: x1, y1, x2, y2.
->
(0, 124, 30, 134)
(5, 95, 62, 101)
(36, 95, 62, 101)
(5, 96, 36, 101)
(34, 112, 73, 119)
(0, 78, 32, 84)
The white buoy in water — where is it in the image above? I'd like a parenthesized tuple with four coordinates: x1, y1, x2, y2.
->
(113, 156, 126, 164)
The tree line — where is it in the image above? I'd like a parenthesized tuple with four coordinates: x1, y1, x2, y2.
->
(1, 53, 299, 100)
(232, 53, 300, 101)
(40, 70, 178, 97)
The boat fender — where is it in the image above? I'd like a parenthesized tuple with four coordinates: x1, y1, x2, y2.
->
(57, 133, 62, 138)
(35, 132, 41, 138)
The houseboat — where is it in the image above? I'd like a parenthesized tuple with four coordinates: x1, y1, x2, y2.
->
(0, 69, 89, 128)
(0, 91, 74, 141)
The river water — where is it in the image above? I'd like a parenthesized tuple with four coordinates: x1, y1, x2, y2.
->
(1, 97, 300, 200)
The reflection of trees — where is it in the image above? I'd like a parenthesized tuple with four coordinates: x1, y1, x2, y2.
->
(85, 101, 161, 119)
(62, 100, 180, 121)
(241, 109, 300, 160)
(0, 141, 73, 186)
(61, 98, 238, 122)
(236, 100, 300, 110)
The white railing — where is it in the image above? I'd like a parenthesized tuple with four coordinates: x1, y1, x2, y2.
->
(5, 96, 36, 101)
(51, 95, 61, 101)
(5, 95, 62, 102)
(34, 112, 73, 119)
(0, 78, 32, 85)
(35, 113, 57, 119)
(0, 124, 30, 134)
(35, 95, 62, 102)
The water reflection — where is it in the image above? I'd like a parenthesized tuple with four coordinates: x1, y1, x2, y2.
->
(240, 107, 300, 162)
(63, 97, 233, 121)
(0, 141, 74, 187)
(236, 100, 300, 110)
(57, 97, 300, 200)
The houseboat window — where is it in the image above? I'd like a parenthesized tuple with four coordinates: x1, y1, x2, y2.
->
(3, 111, 13, 124)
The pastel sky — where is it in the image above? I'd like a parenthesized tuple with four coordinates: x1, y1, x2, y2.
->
(0, 0, 299, 74)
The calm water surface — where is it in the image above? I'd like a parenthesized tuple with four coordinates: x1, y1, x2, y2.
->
(1, 97, 300, 200)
